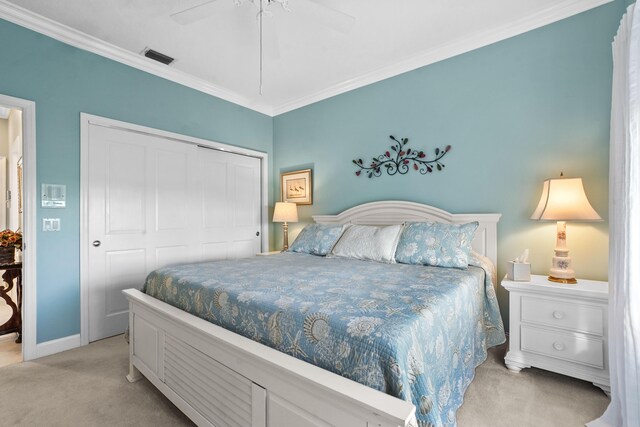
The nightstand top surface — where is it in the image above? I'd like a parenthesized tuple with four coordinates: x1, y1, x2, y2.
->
(501, 274, 608, 299)
(256, 250, 282, 256)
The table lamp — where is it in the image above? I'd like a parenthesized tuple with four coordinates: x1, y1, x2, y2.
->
(530, 175, 602, 284)
(273, 202, 298, 251)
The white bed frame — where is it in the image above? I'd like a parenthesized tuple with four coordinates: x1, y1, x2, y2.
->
(124, 201, 501, 427)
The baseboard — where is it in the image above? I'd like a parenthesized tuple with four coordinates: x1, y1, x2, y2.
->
(35, 334, 81, 359)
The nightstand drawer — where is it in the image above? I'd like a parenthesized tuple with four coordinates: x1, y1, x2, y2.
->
(521, 296, 604, 336)
(521, 325, 604, 369)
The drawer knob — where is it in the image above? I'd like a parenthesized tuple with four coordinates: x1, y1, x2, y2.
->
(553, 342, 566, 351)
(552, 311, 565, 320)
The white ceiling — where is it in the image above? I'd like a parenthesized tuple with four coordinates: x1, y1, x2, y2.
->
(2, 0, 610, 115)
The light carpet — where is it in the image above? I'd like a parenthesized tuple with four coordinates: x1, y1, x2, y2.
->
(0, 336, 608, 426)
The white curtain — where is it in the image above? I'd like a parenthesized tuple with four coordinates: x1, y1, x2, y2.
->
(588, 4, 640, 427)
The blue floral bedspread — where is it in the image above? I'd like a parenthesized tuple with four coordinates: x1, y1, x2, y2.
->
(143, 253, 505, 427)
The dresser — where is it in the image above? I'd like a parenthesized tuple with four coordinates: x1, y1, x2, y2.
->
(501, 275, 609, 395)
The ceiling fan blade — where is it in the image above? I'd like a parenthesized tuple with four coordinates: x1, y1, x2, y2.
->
(170, 0, 221, 25)
(293, 0, 355, 34)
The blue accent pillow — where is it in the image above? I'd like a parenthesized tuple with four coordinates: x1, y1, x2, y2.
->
(394, 221, 479, 269)
(288, 224, 345, 256)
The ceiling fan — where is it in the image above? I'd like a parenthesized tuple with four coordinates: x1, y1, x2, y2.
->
(170, 0, 356, 94)
(171, 0, 355, 34)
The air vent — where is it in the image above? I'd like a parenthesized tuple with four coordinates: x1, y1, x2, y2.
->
(143, 49, 174, 65)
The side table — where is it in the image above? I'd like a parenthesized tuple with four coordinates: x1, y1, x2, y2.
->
(0, 262, 23, 343)
(501, 274, 609, 395)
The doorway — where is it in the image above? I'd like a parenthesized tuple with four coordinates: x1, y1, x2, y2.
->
(0, 104, 22, 366)
(0, 94, 36, 363)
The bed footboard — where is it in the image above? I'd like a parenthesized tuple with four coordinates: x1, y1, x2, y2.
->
(124, 289, 415, 427)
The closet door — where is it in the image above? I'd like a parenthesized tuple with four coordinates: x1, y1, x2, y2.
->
(86, 125, 262, 342)
(198, 147, 262, 261)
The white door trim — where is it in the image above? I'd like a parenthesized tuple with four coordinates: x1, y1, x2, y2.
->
(0, 94, 36, 361)
(79, 113, 270, 346)
(0, 157, 7, 229)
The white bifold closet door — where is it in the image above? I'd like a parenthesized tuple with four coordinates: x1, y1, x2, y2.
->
(87, 125, 261, 342)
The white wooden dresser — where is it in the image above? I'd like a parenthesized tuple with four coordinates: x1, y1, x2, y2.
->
(501, 275, 610, 395)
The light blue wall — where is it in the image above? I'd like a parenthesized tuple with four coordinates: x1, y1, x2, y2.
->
(274, 2, 626, 328)
(0, 19, 273, 343)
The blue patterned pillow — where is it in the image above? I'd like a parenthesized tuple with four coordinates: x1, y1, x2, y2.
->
(394, 221, 479, 269)
(288, 224, 345, 256)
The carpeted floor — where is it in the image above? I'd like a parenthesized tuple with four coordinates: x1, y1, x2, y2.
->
(457, 343, 609, 426)
(0, 336, 608, 426)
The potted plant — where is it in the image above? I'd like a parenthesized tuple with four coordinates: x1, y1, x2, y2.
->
(0, 229, 22, 264)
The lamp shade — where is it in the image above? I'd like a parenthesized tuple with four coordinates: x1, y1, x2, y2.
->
(530, 177, 602, 221)
(273, 202, 298, 223)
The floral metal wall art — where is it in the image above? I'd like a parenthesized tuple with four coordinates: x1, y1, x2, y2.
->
(352, 135, 452, 178)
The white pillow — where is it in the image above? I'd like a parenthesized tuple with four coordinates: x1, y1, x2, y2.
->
(329, 224, 403, 263)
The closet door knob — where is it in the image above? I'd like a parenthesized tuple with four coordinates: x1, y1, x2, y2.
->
(552, 311, 565, 320)
(92, 240, 101, 247)
(552, 342, 566, 351)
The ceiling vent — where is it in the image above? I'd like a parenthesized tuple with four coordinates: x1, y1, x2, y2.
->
(143, 48, 174, 65)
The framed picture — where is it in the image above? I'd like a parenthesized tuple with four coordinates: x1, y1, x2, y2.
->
(281, 169, 312, 205)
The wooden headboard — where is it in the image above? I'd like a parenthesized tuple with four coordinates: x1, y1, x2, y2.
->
(313, 200, 501, 266)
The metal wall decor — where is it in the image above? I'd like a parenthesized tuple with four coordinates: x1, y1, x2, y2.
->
(352, 135, 452, 178)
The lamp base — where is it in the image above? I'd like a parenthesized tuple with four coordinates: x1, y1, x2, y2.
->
(548, 276, 578, 284)
(547, 221, 577, 285)
(281, 222, 289, 251)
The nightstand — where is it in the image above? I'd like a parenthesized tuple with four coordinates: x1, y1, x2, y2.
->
(501, 274, 610, 395)
(256, 251, 282, 256)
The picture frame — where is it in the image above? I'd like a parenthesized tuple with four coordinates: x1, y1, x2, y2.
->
(281, 169, 312, 205)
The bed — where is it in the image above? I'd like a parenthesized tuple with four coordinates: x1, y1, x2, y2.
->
(123, 201, 504, 427)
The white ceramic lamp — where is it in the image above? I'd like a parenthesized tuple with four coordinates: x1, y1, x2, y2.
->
(531, 176, 602, 284)
(273, 202, 298, 251)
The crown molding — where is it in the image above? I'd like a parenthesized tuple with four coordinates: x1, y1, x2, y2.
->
(0, 0, 612, 118)
(271, 0, 613, 115)
(0, 1, 274, 116)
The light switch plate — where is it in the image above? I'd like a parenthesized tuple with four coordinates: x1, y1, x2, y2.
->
(43, 218, 61, 232)
(42, 184, 66, 208)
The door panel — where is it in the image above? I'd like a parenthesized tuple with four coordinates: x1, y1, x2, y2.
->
(201, 160, 228, 229)
(155, 245, 190, 269)
(233, 164, 259, 227)
(156, 149, 189, 231)
(106, 141, 146, 234)
(230, 240, 256, 259)
(202, 242, 227, 261)
(197, 148, 261, 261)
(105, 249, 146, 316)
(87, 125, 263, 342)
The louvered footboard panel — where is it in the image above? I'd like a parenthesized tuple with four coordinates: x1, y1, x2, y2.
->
(126, 290, 415, 427)
(164, 334, 259, 427)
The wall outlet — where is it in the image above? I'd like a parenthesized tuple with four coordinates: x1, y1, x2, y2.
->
(43, 218, 61, 231)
